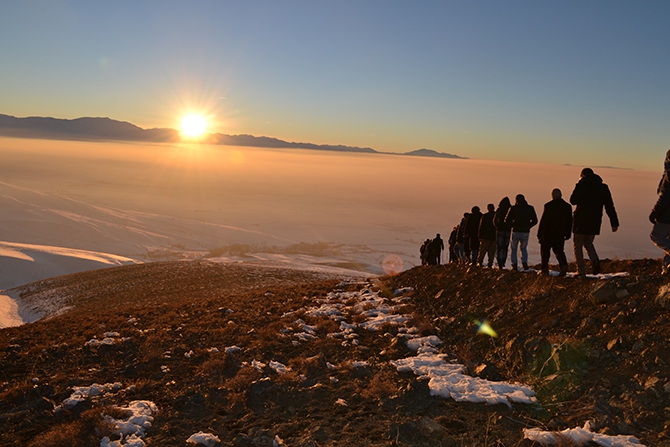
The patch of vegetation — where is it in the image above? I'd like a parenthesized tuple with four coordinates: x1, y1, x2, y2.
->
(526, 338, 591, 405)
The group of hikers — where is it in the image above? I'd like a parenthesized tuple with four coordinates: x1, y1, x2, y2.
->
(420, 167, 619, 276)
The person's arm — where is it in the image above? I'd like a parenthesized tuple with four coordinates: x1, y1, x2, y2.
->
(536, 206, 546, 240)
(603, 185, 619, 231)
(564, 203, 573, 239)
(529, 206, 538, 228)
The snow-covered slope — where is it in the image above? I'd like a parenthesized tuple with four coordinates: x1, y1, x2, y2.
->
(0, 241, 139, 328)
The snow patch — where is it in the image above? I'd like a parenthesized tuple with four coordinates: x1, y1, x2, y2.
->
(101, 400, 158, 447)
(523, 421, 645, 447)
(187, 431, 220, 447)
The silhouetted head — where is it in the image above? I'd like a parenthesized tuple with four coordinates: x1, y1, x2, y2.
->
(487, 203, 495, 212)
(580, 167, 594, 178)
(464, 212, 470, 217)
(499, 196, 511, 207)
(436, 233, 441, 238)
(471, 206, 480, 213)
(551, 188, 562, 199)
(515, 194, 526, 204)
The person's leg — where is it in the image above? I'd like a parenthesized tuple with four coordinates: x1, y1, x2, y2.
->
(510, 232, 519, 269)
(573, 233, 587, 275)
(540, 242, 550, 273)
(520, 232, 530, 269)
(553, 239, 568, 276)
(470, 238, 479, 265)
(496, 232, 508, 268)
(582, 234, 599, 273)
(476, 241, 487, 265)
(486, 239, 496, 267)
(650, 222, 670, 273)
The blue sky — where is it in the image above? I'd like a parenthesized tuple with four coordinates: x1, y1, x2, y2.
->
(1, 1, 669, 170)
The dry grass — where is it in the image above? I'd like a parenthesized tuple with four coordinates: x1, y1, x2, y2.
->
(360, 368, 399, 400)
(27, 407, 114, 447)
(1, 259, 666, 447)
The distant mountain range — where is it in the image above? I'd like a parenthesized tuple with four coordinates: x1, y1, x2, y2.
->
(0, 113, 467, 159)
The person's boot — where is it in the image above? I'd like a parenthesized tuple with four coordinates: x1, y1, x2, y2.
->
(522, 262, 529, 270)
(511, 264, 518, 271)
(592, 259, 601, 275)
(559, 264, 568, 277)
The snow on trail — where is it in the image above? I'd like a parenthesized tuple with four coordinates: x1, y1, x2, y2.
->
(288, 284, 538, 405)
(281, 282, 645, 446)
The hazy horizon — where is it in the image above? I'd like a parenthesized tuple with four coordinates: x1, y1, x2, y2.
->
(0, 137, 663, 280)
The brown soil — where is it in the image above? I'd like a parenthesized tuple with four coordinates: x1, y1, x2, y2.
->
(0, 259, 669, 446)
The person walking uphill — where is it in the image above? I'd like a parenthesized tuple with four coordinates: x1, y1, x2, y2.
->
(477, 203, 497, 267)
(649, 150, 670, 274)
(494, 197, 512, 269)
(537, 188, 572, 276)
(464, 206, 483, 264)
(429, 233, 444, 265)
(504, 194, 538, 271)
(570, 168, 619, 276)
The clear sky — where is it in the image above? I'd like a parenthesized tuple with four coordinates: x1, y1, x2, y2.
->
(1, 1, 669, 170)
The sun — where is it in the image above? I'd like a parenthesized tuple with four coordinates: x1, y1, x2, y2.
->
(180, 114, 208, 138)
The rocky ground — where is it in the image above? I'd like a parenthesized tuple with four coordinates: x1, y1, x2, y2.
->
(0, 259, 669, 447)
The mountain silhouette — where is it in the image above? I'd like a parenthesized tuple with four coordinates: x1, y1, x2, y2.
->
(0, 113, 467, 158)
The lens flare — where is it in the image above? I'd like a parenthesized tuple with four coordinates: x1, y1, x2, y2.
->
(382, 255, 404, 275)
(474, 319, 498, 338)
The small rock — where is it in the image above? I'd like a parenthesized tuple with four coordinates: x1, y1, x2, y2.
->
(664, 382, 670, 394)
(474, 363, 503, 381)
(590, 282, 617, 303)
(419, 417, 446, 439)
(616, 289, 630, 299)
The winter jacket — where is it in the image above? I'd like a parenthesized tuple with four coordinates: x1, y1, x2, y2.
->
(504, 199, 538, 233)
(650, 151, 670, 224)
(449, 227, 459, 246)
(494, 198, 512, 232)
(478, 210, 496, 241)
(457, 215, 469, 243)
(464, 209, 483, 239)
(570, 173, 619, 235)
(537, 198, 572, 243)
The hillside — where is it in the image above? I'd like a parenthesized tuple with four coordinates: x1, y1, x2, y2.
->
(0, 259, 668, 446)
